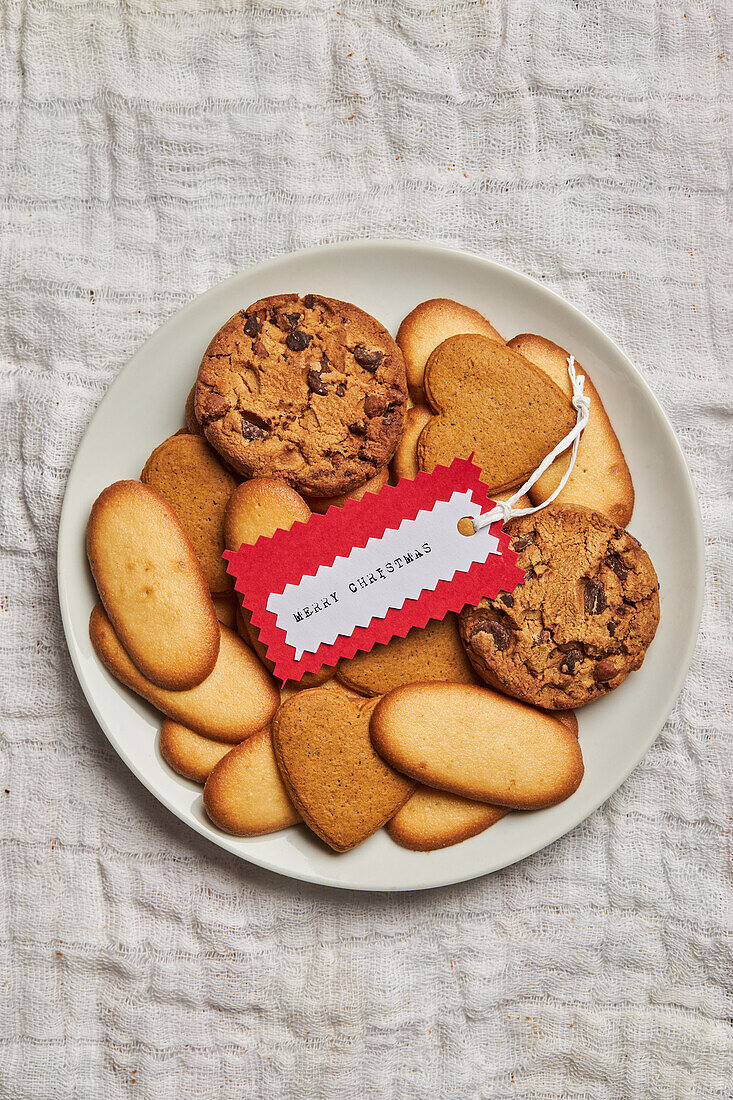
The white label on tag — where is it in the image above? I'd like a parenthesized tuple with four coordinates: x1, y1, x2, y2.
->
(266, 489, 500, 659)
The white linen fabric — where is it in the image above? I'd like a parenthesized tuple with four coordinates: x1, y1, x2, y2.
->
(0, 2, 730, 1097)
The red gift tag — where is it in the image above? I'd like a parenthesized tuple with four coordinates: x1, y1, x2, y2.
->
(224, 458, 524, 682)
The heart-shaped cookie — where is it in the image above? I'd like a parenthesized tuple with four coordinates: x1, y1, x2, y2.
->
(272, 684, 414, 851)
(418, 334, 576, 494)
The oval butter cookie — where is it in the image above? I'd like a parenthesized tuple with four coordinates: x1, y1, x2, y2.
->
(508, 334, 634, 527)
(224, 477, 310, 553)
(387, 709, 577, 850)
(86, 481, 219, 690)
(387, 787, 508, 851)
(391, 405, 432, 482)
(90, 606, 279, 742)
(203, 729, 301, 837)
(397, 298, 505, 402)
(159, 720, 233, 783)
(371, 683, 583, 809)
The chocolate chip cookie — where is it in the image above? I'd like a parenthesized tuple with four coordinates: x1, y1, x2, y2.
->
(195, 293, 407, 497)
(459, 504, 660, 709)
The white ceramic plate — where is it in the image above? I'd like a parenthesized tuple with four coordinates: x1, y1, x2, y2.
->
(58, 240, 703, 892)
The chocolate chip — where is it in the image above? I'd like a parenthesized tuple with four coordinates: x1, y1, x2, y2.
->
(607, 619, 618, 636)
(364, 394, 388, 417)
(353, 346, 384, 370)
(605, 552, 628, 582)
(303, 294, 315, 309)
(499, 592, 514, 608)
(252, 339, 268, 357)
(320, 353, 330, 369)
(594, 657, 617, 682)
(473, 619, 509, 651)
(269, 308, 279, 325)
(511, 531, 536, 552)
(285, 312, 301, 328)
(240, 413, 270, 441)
(243, 314, 261, 338)
(534, 628, 551, 645)
(307, 370, 328, 396)
(349, 421, 367, 437)
(201, 393, 229, 421)
(286, 330, 312, 351)
(560, 649, 584, 674)
(335, 383, 346, 397)
(584, 579, 606, 615)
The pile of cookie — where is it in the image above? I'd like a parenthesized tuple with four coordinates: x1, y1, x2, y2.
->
(86, 293, 660, 853)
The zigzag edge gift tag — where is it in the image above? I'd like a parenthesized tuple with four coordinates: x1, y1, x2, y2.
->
(224, 458, 522, 682)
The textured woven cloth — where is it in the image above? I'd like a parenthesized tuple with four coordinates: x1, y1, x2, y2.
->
(1, 2, 731, 1097)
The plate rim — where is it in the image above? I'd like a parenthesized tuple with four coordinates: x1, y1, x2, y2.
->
(57, 238, 705, 892)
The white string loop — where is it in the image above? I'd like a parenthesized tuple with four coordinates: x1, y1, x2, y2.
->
(472, 355, 591, 533)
